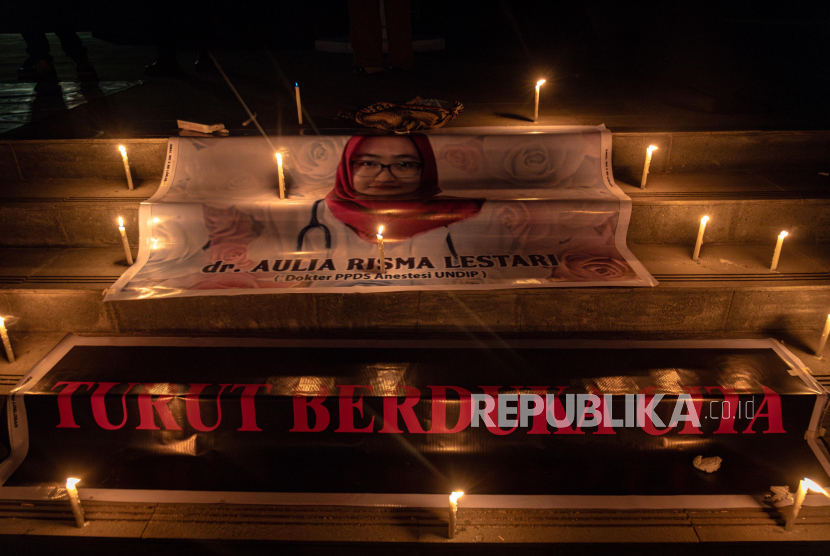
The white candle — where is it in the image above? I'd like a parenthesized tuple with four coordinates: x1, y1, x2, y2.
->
(275, 153, 286, 200)
(377, 226, 385, 274)
(0, 317, 14, 364)
(448, 491, 463, 539)
(66, 478, 86, 528)
(295, 82, 303, 125)
(534, 79, 545, 123)
(785, 478, 830, 531)
(118, 145, 134, 191)
(693, 215, 709, 261)
(770, 230, 788, 271)
(118, 217, 134, 265)
(816, 314, 830, 357)
(640, 145, 658, 189)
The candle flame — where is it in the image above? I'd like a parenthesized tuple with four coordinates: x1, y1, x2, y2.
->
(701, 216, 709, 224)
(378, 225, 384, 237)
(647, 145, 658, 153)
(276, 153, 283, 165)
(779, 231, 788, 239)
(0, 317, 4, 326)
(118, 216, 124, 227)
(118, 145, 126, 155)
(536, 79, 546, 87)
(450, 491, 464, 503)
(803, 478, 828, 495)
(66, 478, 81, 489)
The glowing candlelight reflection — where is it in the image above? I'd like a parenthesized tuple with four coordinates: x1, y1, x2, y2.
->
(276, 153, 286, 200)
(0, 317, 13, 363)
(640, 145, 658, 189)
(118, 145, 134, 191)
(693, 215, 709, 261)
(770, 230, 788, 271)
(65, 478, 86, 527)
(117, 216, 134, 265)
(815, 314, 830, 357)
(448, 491, 464, 539)
(376, 225, 385, 274)
(534, 79, 546, 123)
(786, 478, 830, 531)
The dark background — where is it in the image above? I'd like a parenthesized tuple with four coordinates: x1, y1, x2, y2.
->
(1, 1, 829, 131)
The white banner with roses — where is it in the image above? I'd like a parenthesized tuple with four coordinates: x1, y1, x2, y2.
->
(105, 126, 656, 300)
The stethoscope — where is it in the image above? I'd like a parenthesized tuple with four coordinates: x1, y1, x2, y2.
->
(297, 198, 460, 259)
(297, 199, 331, 251)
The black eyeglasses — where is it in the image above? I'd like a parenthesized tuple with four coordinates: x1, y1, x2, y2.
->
(352, 160, 423, 178)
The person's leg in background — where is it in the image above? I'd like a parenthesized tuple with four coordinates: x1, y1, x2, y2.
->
(53, 1, 98, 81)
(10, 1, 58, 79)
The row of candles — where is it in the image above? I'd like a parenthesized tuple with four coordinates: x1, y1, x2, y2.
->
(691, 214, 790, 271)
(52, 477, 830, 535)
(116, 145, 289, 201)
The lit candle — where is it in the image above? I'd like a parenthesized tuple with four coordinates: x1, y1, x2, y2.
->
(534, 79, 546, 123)
(295, 82, 303, 125)
(376, 225, 385, 274)
(693, 215, 709, 261)
(448, 491, 463, 539)
(785, 478, 829, 531)
(275, 153, 285, 200)
(118, 145, 134, 191)
(640, 145, 658, 189)
(0, 317, 14, 364)
(65, 478, 86, 528)
(816, 314, 830, 357)
(118, 217, 134, 265)
(770, 231, 788, 271)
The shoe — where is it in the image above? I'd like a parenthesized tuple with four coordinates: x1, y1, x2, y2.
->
(145, 59, 182, 77)
(17, 57, 57, 80)
(75, 61, 98, 82)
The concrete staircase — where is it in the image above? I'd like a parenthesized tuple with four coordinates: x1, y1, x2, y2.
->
(2, 131, 830, 550)
(1, 131, 830, 342)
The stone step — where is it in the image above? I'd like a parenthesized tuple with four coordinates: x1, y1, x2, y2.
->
(1, 131, 828, 184)
(0, 244, 829, 337)
(4, 331, 830, 396)
(2, 498, 829, 547)
(1, 173, 829, 247)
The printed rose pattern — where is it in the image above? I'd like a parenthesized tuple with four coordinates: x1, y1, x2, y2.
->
(202, 205, 260, 269)
(291, 137, 348, 185)
(551, 248, 637, 282)
(480, 133, 598, 189)
(440, 139, 484, 173)
(207, 242, 252, 268)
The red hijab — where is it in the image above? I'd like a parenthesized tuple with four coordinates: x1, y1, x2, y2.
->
(325, 135, 483, 242)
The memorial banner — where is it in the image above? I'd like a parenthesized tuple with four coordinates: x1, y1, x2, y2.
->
(105, 127, 655, 300)
(1, 336, 828, 499)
